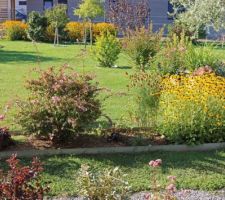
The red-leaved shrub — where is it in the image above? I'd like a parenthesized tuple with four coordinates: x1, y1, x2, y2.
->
(17, 66, 102, 143)
(0, 154, 49, 199)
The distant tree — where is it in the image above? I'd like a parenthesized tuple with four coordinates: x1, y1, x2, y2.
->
(74, 0, 104, 46)
(45, 4, 69, 45)
(170, 0, 225, 37)
(107, 0, 151, 33)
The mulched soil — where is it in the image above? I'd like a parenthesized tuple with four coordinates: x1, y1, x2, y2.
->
(5, 128, 168, 151)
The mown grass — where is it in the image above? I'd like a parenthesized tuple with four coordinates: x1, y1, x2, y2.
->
(0, 41, 133, 130)
(1, 150, 225, 196)
(0, 41, 225, 131)
(0, 41, 225, 196)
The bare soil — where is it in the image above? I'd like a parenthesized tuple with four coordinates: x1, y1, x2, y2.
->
(4, 128, 168, 152)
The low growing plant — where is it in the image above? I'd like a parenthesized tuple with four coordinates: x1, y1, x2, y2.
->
(93, 32, 121, 67)
(146, 159, 177, 200)
(77, 165, 131, 200)
(0, 154, 49, 199)
(17, 67, 102, 143)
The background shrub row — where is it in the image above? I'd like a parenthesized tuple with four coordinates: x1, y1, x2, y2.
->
(2, 20, 117, 42)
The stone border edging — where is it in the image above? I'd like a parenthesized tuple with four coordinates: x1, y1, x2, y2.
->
(1, 142, 225, 159)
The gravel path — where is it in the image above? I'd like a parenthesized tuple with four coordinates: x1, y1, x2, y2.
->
(51, 190, 225, 200)
(131, 190, 225, 200)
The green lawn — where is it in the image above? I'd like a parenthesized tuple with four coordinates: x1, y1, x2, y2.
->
(0, 41, 225, 131)
(0, 41, 133, 130)
(1, 151, 225, 196)
(0, 41, 225, 196)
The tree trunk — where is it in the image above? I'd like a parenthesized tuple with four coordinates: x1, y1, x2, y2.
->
(84, 22, 87, 49)
(54, 27, 59, 46)
(90, 19, 93, 46)
(54, 27, 57, 46)
(56, 27, 59, 45)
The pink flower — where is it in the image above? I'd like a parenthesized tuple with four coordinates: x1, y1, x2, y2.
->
(0, 115, 5, 121)
(149, 159, 162, 167)
(59, 79, 64, 84)
(166, 183, 176, 193)
(144, 193, 151, 199)
(155, 159, 162, 165)
(52, 96, 61, 104)
(52, 84, 61, 91)
(149, 160, 155, 166)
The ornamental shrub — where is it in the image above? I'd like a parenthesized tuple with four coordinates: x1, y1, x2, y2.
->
(152, 33, 221, 75)
(123, 25, 163, 71)
(2, 20, 27, 40)
(157, 73, 225, 144)
(65, 22, 84, 42)
(27, 11, 47, 41)
(44, 24, 56, 42)
(93, 22, 117, 39)
(77, 165, 131, 200)
(93, 32, 121, 67)
(0, 154, 49, 199)
(17, 67, 102, 143)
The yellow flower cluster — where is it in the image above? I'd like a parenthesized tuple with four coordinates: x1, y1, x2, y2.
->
(161, 73, 225, 103)
(157, 73, 225, 143)
(65, 22, 117, 42)
(2, 20, 28, 40)
(2, 20, 28, 30)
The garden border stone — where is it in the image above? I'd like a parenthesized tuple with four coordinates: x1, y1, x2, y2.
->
(0, 142, 225, 159)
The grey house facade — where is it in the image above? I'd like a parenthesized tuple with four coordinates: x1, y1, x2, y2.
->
(1, 0, 173, 32)
(1, 0, 224, 38)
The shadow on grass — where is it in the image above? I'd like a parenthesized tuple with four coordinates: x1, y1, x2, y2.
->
(31, 149, 225, 180)
(0, 146, 224, 182)
(116, 66, 132, 70)
(0, 49, 60, 63)
(80, 150, 225, 174)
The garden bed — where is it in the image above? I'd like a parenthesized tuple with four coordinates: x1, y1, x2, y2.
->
(6, 128, 166, 151)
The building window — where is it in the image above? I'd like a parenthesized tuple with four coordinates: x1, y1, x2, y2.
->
(44, 0, 53, 10)
(19, 1, 27, 6)
(58, 0, 67, 4)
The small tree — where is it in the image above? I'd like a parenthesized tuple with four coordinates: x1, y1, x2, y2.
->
(45, 4, 69, 45)
(170, 0, 225, 38)
(74, 0, 104, 47)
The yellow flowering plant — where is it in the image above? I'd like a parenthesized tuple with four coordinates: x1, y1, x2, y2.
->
(2, 20, 28, 40)
(157, 73, 225, 144)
